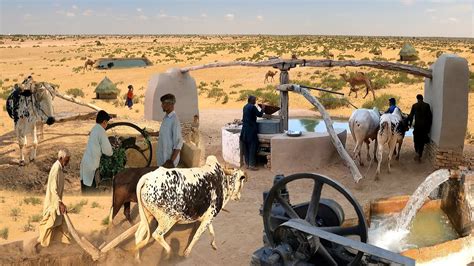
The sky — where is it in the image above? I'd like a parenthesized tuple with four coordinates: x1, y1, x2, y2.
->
(0, 0, 472, 37)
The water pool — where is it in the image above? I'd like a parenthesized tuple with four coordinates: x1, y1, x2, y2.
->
(96, 58, 151, 69)
(288, 117, 414, 137)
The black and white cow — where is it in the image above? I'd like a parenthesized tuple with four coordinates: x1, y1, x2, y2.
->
(375, 107, 409, 179)
(6, 81, 56, 166)
(134, 155, 247, 258)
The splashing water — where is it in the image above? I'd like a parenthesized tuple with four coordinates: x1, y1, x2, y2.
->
(395, 169, 451, 231)
(369, 169, 451, 252)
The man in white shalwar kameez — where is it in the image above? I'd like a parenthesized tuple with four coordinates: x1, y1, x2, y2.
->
(157, 94, 183, 168)
(80, 110, 113, 193)
(38, 148, 71, 247)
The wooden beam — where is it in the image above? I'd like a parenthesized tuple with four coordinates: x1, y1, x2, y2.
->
(179, 59, 432, 78)
(53, 91, 103, 112)
(287, 84, 363, 183)
(100, 223, 139, 253)
(64, 214, 101, 261)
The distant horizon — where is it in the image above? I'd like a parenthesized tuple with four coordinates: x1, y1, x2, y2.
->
(0, 33, 472, 39)
(1, 0, 472, 38)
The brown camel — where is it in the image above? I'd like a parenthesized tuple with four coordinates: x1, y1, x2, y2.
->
(84, 59, 96, 71)
(340, 72, 375, 100)
(264, 70, 278, 83)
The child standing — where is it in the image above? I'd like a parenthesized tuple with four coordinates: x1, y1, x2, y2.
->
(125, 85, 134, 109)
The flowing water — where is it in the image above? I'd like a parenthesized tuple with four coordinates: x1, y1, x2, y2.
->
(369, 169, 451, 252)
(395, 169, 450, 231)
(371, 209, 459, 250)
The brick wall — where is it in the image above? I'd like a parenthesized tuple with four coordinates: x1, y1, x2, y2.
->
(426, 141, 474, 169)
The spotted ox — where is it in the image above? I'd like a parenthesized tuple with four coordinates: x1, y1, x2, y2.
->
(376, 108, 409, 179)
(134, 156, 247, 259)
(6, 81, 56, 166)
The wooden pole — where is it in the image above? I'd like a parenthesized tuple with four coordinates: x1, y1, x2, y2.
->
(179, 59, 432, 79)
(64, 214, 101, 261)
(100, 223, 139, 253)
(279, 70, 290, 132)
(281, 84, 363, 183)
(53, 91, 103, 112)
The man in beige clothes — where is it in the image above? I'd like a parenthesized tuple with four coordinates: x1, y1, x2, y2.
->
(38, 148, 71, 247)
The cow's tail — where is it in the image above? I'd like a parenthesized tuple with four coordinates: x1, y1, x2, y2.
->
(349, 118, 356, 142)
(134, 175, 151, 250)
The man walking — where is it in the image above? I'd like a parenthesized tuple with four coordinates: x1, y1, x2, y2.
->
(157, 93, 183, 168)
(240, 95, 265, 171)
(407, 94, 432, 162)
(38, 148, 71, 247)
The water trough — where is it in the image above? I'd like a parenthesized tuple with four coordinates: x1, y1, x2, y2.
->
(365, 170, 474, 264)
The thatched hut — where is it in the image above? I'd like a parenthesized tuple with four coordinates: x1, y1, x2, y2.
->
(399, 43, 418, 61)
(95, 76, 119, 99)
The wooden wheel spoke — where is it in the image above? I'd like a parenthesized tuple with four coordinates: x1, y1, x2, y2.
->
(305, 182, 323, 225)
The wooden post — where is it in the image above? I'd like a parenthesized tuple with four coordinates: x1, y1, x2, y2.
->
(277, 64, 293, 132)
(282, 84, 364, 183)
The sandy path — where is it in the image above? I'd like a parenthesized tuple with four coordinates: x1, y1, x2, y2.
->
(0, 108, 438, 265)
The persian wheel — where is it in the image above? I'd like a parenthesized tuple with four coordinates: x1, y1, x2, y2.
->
(105, 122, 153, 169)
(262, 173, 368, 265)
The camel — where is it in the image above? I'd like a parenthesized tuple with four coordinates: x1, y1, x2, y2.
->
(340, 72, 376, 100)
(84, 59, 96, 71)
(264, 70, 278, 83)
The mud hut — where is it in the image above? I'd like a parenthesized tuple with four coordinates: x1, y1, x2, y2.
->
(94, 76, 119, 99)
(399, 43, 418, 61)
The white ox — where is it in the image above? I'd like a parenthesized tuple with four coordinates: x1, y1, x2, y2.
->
(134, 156, 247, 259)
(376, 108, 409, 179)
(349, 108, 380, 166)
(7, 81, 56, 166)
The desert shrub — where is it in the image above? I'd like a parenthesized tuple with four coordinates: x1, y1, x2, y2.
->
(102, 216, 109, 225)
(369, 46, 382, 55)
(10, 208, 21, 220)
(66, 88, 85, 98)
(72, 66, 84, 73)
(0, 227, 8, 240)
(90, 82, 97, 87)
(222, 94, 229, 104)
(23, 221, 34, 232)
(362, 93, 400, 110)
(230, 83, 242, 88)
(23, 197, 41, 205)
(68, 199, 88, 214)
(91, 202, 100, 208)
(391, 72, 420, 85)
(320, 75, 346, 91)
(0, 88, 10, 100)
(237, 85, 279, 106)
(30, 214, 42, 223)
(317, 92, 348, 109)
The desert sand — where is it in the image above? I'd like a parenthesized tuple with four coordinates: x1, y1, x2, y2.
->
(0, 35, 473, 265)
